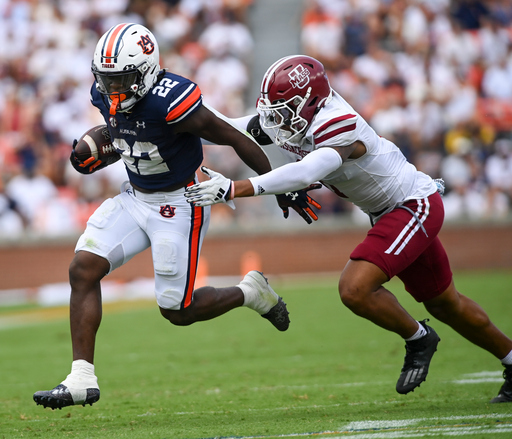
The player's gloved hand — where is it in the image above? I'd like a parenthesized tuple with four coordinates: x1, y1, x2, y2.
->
(433, 178, 445, 196)
(275, 184, 322, 224)
(69, 139, 107, 174)
(185, 166, 236, 209)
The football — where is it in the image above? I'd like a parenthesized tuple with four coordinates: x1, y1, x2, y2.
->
(74, 125, 120, 165)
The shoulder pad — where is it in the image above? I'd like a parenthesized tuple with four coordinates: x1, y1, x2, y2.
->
(247, 115, 273, 145)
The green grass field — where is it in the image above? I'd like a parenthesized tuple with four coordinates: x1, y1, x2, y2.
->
(1, 270, 512, 438)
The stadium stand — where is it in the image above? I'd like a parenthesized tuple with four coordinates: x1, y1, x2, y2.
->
(0, 0, 511, 241)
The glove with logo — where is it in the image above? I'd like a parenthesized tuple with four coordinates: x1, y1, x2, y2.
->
(185, 166, 236, 209)
(69, 139, 108, 174)
(275, 184, 322, 224)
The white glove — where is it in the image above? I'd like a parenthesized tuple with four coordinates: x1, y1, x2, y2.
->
(185, 166, 236, 209)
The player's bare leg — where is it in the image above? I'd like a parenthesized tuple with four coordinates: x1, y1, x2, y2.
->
(33, 251, 108, 409)
(68, 251, 110, 363)
(160, 271, 290, 331)
(424, 281, 512, 358)
(338, 259, 440, 394)
(338, 259, 419, 337)
(424, 281, 512, 402)
(160, 286, 244, 324)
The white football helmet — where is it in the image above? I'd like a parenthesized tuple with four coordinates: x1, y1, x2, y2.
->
(92, 23, 160, 115)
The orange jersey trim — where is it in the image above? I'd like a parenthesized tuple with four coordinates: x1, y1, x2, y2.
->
(165, 86, 202, 122)
(183, 188, 204, 308)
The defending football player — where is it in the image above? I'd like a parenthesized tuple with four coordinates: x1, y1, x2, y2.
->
(186, 55, 512, 403)
(33, 25, 320, 409)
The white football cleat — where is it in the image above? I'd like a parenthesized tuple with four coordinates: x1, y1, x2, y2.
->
(238, 271, 290, 331)
(34, 359, 100, 409)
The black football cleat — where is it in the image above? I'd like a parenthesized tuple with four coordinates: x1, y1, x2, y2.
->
(262, 296, 290, 332)
(33, 384, 100, 409)
(490, 364, 512, 403)
(396, 320, 440, 394)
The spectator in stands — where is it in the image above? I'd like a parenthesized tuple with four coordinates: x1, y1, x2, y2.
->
(5, 145, 59, 232)
(198, 6, 254, 61)
(481, 58, 512, 100)
(440, 136, 488, 220)
(301, 0, 344, 69)
(0, 177, 25, 240)
(485, 138, 512, 218)
(0, 0, 511, 237)
(451, 0, 490, 30)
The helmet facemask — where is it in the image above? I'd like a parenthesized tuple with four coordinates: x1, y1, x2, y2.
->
(258, 87, 311, 146)
(92, 61, 153, 115)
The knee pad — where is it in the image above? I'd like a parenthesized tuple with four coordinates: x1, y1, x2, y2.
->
(152, 230, 188, 277)
(152, 231, 191, 310)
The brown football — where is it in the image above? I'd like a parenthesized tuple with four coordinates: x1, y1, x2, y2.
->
(75, 125, 120, 165)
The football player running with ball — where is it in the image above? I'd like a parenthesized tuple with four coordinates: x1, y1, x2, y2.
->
(33, 25, 320, 409)
(186, 55, 512, 403)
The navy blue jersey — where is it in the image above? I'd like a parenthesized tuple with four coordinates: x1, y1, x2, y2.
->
(91, 71, 203, 191)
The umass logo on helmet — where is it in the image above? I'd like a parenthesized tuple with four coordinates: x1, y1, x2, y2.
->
(288, 65, 310, 89)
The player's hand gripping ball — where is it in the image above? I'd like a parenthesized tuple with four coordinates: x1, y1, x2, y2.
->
(70, 125, 120, 174)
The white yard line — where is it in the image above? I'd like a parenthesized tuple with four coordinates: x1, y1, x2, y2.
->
(195, 414, 512, 439)
(244, 370, 504, 393)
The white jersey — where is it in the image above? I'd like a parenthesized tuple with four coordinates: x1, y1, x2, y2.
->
(262, 91, 436, 217)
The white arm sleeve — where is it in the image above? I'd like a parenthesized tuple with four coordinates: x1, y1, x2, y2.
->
(227, 115, 256, 133)
(248, 147, 343, 195)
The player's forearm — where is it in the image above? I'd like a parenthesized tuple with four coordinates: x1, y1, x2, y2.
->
(231, 179, 255, 197)
(187, 104, 272, 175)
(238, 147, 342, 197)
(204, 125, 272, 175)
(200, 105, 271, 175)
(230, 138, 272, 175)
(210, 123, 272, 175)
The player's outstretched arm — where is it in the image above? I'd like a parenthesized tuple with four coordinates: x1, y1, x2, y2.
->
(186, 148, 342, 207)
(185, 167, 322, 224)
(174, 105, 272, 176)
(179, 107, 331, 224)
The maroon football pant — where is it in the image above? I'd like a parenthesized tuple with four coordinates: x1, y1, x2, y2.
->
(350, 192, 452, 302)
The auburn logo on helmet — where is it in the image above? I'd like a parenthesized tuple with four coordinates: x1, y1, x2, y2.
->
(288, 65, 310, 89)
(137, 34, 155, 55)
(159, 205, 176, 218)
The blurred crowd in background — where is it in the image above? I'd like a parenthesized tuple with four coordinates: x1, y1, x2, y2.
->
(0, 0, 512, 241)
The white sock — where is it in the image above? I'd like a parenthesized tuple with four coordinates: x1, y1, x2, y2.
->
(238, 280, 261, 312)
(61, 359, 99, 390)
(500, 349, 512, 365)
(237, 272, 277, 315)
(404, 321, 427, 341)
